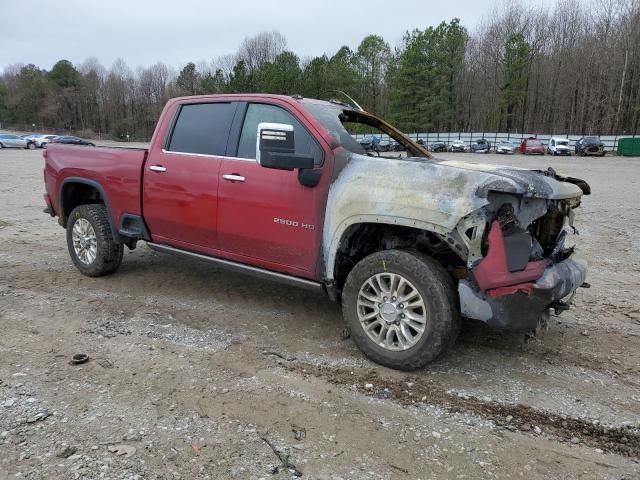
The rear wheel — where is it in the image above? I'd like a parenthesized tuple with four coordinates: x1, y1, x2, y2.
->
(66, 204, 123, 277)
(342, 250, 460, 370)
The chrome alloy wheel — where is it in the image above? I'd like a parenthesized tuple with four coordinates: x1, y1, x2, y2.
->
(71, 218, 97, 265)
(357, 273, 428, 351)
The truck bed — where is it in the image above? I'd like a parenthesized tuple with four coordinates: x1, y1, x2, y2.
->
(44, 144, 149, 225)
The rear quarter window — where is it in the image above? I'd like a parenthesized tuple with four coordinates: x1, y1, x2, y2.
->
(167, 102, 237, 156)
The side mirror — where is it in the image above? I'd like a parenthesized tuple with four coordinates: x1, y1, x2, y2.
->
(257, 122, 314, 170)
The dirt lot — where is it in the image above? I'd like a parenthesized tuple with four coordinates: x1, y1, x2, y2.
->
(1, 146, 639, 480)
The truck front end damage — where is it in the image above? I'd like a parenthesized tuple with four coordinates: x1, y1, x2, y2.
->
(451, 169, 590, 332)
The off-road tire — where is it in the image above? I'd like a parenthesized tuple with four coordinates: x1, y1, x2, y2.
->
(66, 204, 123, 277)
(342, 249, 460, 370)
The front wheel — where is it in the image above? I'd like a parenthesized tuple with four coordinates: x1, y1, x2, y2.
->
(27, 142, 36, 150)
(66, 204, 123, 277)
(342, 250, 460, 370)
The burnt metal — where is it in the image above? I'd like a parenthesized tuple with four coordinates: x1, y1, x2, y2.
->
(503, 231, 533, 272)
(532, 204, 566, 254)
(540, 167, 591, 195)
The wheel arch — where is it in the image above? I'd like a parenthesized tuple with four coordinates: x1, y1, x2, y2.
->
(327, 219, 464, 297)
(59, 177, 122, 242)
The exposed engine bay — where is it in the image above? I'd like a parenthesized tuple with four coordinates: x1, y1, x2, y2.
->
(452, 170, 591, 332)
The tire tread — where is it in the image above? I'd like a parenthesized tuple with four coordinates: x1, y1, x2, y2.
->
(66, 204, 123, 277)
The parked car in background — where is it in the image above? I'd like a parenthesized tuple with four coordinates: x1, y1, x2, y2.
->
(358, 137, 372, 150)
(575, 136, 605, 156)
(547, 137, 571, 156)
(520, 138, 545, 155)
(495, 141, 516, 154)
(377, 139, 391, 152)
(33, 135, 58, 148)
(23, 134, 44, 146)
(0, 133, 36, 149)
(429, 142, 448, 153)
(389, 140, 404, 152)
(49, 136, 95, 147)
(470, 138, 491, 153)
(449, 140, 467, 152)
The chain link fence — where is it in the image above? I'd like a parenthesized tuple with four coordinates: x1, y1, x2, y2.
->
(2, 121, 637, 152)
(355, 132, 638, 152)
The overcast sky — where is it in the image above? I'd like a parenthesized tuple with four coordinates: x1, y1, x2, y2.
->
(1, 0, 555, 73)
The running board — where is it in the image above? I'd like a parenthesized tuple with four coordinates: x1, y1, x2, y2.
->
(146, 242, 324, 292)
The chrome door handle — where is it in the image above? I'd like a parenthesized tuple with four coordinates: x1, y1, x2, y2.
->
(149, 165, 167, 172)
(223, 174, 245, 182)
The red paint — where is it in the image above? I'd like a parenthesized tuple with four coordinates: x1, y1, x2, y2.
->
(473, 221, 548, 290)
(486, 283, 535, 298)
(520, 138, 545, 155)
(43, 193, 54, 216)
(44, 94, 334, 281)
(45, 144, 147, 225)
(142, 150, 222, 248)
(213, 97, 332, 273)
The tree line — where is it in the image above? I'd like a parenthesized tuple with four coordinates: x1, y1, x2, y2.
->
(1, 0, 638, 140)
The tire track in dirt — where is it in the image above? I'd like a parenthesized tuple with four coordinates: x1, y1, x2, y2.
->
(5, 266, 640, 458)
(280, 361, 640, 458)
(455, 339, 640, 387)
(5, 267, 640, 382)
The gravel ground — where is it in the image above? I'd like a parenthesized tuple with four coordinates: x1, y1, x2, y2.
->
(1, 146, 639, 479)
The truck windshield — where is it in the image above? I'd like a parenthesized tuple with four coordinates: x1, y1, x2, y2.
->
(301, 102, 429, 158)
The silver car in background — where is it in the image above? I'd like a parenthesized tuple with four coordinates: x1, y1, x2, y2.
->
(495, 141, 516, 154)
(33, 134, 58, 148)
(0, 134, 36, 149)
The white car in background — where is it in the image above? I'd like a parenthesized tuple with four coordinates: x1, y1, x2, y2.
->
(547, 137, 572, 156)
(448, 140, 467, 152)
(32, 134, 58, 148)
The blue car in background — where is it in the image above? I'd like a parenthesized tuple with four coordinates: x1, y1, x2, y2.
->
(470, 138, 491, 153)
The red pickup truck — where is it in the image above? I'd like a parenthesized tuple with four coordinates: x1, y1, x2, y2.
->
(43, 94, 590, 369)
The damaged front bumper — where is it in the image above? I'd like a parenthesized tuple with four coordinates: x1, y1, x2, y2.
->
(458, 255, 587, 331)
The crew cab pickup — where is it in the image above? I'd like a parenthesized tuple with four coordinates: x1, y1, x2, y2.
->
(43, 94, 590, 370)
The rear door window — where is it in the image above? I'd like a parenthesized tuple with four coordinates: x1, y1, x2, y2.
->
(168, 102, 237, 156)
